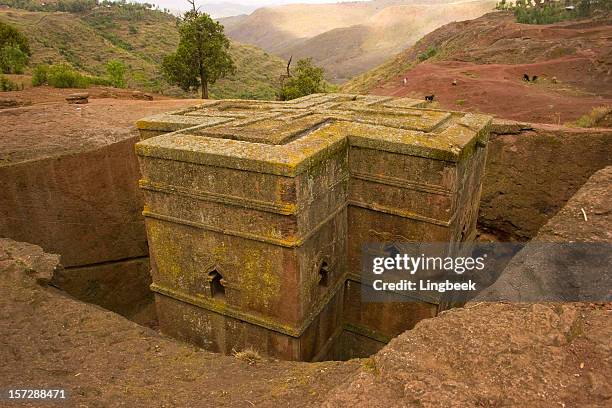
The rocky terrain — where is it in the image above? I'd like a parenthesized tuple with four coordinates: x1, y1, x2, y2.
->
(0, 90, 200, 327)
(2, 213, 610, 407)
(479, 121, 612, 240)
(0, 238, 360, 407)
(477, 166, 612, 302)
(0, 88, 199, 164)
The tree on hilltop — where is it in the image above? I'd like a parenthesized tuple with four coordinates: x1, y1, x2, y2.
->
(162, 0, 235, 99)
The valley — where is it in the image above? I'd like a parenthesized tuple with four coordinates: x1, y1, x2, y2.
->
(222, 0, 497, 83)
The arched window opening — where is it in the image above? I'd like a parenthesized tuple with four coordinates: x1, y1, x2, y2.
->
(318, 262, 330, 287)
(208, 270, 226, 299)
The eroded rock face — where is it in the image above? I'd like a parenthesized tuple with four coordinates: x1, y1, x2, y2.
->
(479, 122, 612, 240)
(0, 99, 199, 321)
(476, 166, 612, 302)
(0, 136, 148, 268)
(321, 165, 612, 407)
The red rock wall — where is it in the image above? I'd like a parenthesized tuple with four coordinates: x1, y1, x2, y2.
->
(479, 123, 612, 239)
(0, 135, 148, 267)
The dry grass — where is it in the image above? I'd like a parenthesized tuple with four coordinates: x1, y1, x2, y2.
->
(569, 106, 611, 128)
(360, 357, 379, 375)
(233, 347, 263, 365)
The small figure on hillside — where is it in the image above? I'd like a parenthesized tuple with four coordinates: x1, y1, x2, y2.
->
(532, 75, 538, 82)
(425, 94, 435, 102)
(452, 79, 458, 86)
(523, 73, 530, 82)
(403, 77, 407, 86)
(552, 76, 558, 84)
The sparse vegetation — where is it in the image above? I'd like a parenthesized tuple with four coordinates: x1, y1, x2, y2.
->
(47, 63, 89, 88)
(0, 44, 27, 73)
(0, 1, 284, 98)
(106, 59, 127, 88)
(232, 347, 262, 365)
(0, 73, 19, 90)
(361, 357, 380, 375)
(456, 99, 466, 106)
(31, 63, 109, 88)
(497, 0, 611, 25)
(569, 106, 611, 128)
(418, 46, 438, 62)
(0, 0, 164, 14)
(277, 58, 328, 101)
(31, 64, 48, 86)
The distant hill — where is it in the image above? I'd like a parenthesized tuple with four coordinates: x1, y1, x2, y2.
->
(199, 2, 258, 19)
(0, 4, 286, 99)
(221, 0, 496, 83)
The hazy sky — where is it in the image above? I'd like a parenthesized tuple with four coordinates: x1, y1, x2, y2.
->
(151, 0, 367, 6)
(134, 0, 370, 17)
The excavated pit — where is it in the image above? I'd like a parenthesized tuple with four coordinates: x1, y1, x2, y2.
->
(2, 161, 610, 406)
(1, 93, 610, 364)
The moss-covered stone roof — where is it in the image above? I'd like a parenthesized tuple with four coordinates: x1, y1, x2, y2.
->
(136, 93, 492, 176)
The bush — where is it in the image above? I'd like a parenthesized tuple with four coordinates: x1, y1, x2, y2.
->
(514, 4, 569, 24)
(0, 22, 30, 74)
(0, 45, 28, 74)
(45, 63, 88, 88)
(88, 75, 111, 86)
(0, 21, 30, 56)
(31, 64, 49, 86)
(106, 59, 127, 88)
(277, 58, 328, 101)
(571, 106, 611, 128)
(495, 0, 512, 10)
(39, 63, 110, 88)
(418, 46, 437, 62)
(0, 74, 19, 91)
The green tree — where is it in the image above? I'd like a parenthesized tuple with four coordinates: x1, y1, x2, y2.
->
(0, 22, 30, 74)
(277, 58, 327, 101)
(162, 0, 235, 99)
(0, 45, 28, 74)
(106, 59, 127, 88)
